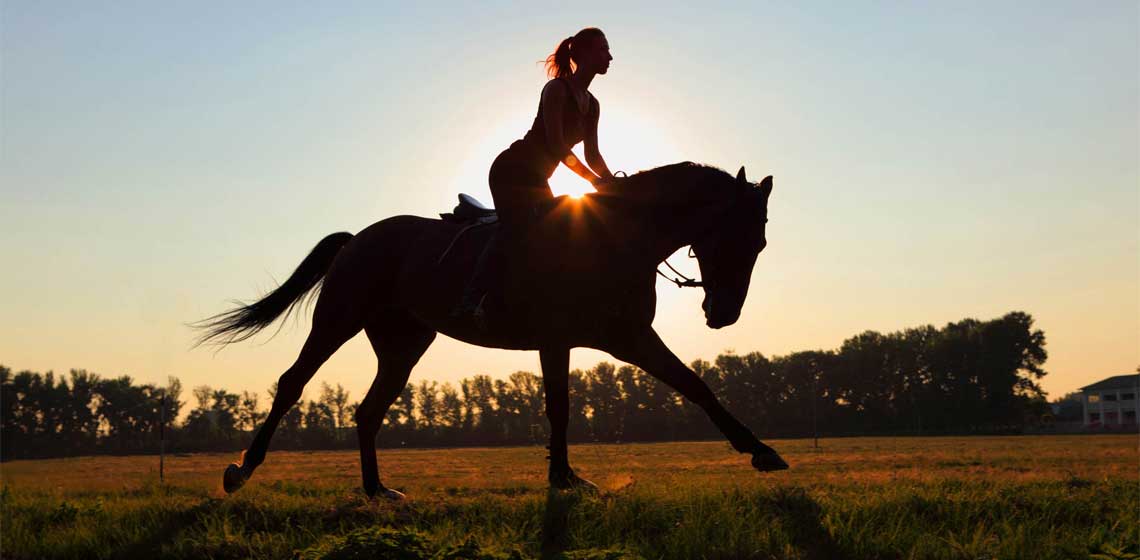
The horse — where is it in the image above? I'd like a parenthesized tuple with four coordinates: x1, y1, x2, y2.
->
(196, 162, 786, 499)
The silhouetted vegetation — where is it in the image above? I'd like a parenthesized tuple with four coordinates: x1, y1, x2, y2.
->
(2, 312, 1051, 460)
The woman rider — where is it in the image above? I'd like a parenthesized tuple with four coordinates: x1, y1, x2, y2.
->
(455, 27, 616, 321)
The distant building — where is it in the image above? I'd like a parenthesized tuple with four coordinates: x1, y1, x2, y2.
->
(1080, 374, 1139, 428)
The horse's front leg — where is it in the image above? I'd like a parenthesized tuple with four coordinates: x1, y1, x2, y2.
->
(605, 328, 789, 472)
(540, 348, 598, 491)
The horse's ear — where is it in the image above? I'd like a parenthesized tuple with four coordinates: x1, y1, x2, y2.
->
(736, 166, 747, 183)
(759, 175, 773, 196)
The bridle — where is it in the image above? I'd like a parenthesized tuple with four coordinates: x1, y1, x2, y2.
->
(619, 167, 768, 291)
(654, 181, 765, 290)
(656, 247, 703, 288)
(607, 168, 706, 289)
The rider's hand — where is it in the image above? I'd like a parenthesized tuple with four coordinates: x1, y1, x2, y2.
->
(593, 175, 618, 188)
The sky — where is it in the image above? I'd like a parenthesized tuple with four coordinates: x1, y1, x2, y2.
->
(2, 1, 1137, 409)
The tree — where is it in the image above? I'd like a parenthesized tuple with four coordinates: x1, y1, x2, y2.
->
(302, 399, 336, 446)
(459, 379, 476, 432)
(0, 366, 14, 459)
(210, 389, 241, 438)
(584, 362, 622, 441)
(96, 376, 153, 448)
(183, 385, 242, 447)
(161, 376, 183, 431)
(192, 385, 212, 412)
(974, 312, 1048, 427)
(507, 371, 545, 444)
(566, 369, 591, 442)
(438, 383, 463, 436)
(320, 383, 351, 431)
(417, 380, 440, 435)
(716, 352, 781, 435)
(466, 375, 498, 443)
(386, 384, 417, 431)
(238, 391, 266, 432)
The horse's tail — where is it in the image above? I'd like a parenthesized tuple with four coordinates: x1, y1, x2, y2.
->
(192, 232, 354, 347)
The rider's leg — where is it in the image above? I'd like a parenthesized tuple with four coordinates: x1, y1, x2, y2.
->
(453, 229, 499, 317)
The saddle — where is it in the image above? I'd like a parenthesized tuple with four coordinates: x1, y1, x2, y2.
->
(440, 194, 498, 224)
(436, 194, 500, 266)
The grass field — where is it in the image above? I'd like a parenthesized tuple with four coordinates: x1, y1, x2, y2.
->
(2, 435, 1137, 559)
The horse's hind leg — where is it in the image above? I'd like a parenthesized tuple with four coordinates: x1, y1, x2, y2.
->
(355, 311, 436, 499)
(223, 278, 371, 493)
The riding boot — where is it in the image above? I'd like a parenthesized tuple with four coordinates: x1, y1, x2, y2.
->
(451, 230, 502, 327)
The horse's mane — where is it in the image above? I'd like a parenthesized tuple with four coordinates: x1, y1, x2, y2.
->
(587, 161, 736, 209)
(625, 161, 732, 187)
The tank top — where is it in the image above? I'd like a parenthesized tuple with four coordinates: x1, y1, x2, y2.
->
(512, 78, 599, 179)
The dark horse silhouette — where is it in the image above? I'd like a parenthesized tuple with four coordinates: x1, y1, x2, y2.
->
(197, 162, 786, 499)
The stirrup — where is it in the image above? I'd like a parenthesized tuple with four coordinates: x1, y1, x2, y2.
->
(471, 296, 488, 332)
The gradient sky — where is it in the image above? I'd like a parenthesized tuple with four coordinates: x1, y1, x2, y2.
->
(2, 1, 1137, 409)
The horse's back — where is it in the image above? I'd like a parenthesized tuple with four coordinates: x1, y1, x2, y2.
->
(341, 212, 488, 302)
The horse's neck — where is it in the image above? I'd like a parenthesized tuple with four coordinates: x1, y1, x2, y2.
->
(634, 173, 734, 264)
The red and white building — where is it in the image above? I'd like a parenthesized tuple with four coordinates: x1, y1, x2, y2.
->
(1080, 374, 1139, 428)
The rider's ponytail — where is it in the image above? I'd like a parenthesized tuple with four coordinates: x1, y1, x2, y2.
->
(545, 37, 574, 79)
(544, 28, 605, 79)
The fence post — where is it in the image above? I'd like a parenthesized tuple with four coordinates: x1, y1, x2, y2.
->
(812, 373, 819, 450)
(160, 393, 166, 484)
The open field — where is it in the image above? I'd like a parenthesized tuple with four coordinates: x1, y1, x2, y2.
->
(2, 435, 1137, 559)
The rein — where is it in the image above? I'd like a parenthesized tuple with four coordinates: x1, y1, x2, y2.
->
(651, 179, 743, 290)
(609, 167, 706, 290)
(651, 169, 764, 290)
(656, 247, 703, 288)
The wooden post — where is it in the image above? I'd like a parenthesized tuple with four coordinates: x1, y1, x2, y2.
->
(812, 373, 819, 450)
(160, 393, 166, 484)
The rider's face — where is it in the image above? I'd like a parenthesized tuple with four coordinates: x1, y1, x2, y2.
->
(578, 36, 612, 75)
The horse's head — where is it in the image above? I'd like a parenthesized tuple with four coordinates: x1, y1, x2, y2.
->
(690, 166, 773, 329)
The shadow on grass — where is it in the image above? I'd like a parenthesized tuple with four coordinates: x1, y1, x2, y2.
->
(116, 497, 228, 559)
(540, 489, 579, 558)
(763, 486, 839, 560)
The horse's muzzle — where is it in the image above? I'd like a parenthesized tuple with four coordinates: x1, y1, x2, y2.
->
(706, 315, 739, 329)
(703, 299, 739, 329)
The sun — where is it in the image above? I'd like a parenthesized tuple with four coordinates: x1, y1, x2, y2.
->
(548, 171, 595, 199)
(451, 101, 684, 205)
(548, 107, 683, 200)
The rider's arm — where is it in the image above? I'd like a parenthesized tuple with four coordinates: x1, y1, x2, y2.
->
(583, 100, 613, 184)
(541, 80, 602, 184)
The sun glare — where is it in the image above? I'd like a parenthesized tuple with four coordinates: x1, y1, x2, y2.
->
(452, 102, 684, 206)
(548, 172, 594, 199)
(549, 108, 683, 199)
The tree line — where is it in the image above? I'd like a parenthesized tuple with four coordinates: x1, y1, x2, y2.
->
(2, 311, 1049, 461)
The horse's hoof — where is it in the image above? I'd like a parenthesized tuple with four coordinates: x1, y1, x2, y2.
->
(378, 487, 406, 500)
(751, 452, 789, 472)
(550, 469, 599, 492)
(364, 480, 406, 500)
(223, 463, 248, 494)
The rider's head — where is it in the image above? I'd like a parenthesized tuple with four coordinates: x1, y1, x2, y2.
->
(545, 28, 612, 79)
